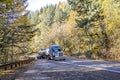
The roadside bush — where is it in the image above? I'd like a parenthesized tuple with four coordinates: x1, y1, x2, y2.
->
(85, 50, 93, 58)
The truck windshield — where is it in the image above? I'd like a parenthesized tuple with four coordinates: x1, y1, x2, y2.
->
(58, 48, 61, 51)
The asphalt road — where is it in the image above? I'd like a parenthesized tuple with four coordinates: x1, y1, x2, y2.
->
(6, 57, 120, 80)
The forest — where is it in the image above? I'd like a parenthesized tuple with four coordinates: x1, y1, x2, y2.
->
(0, 0, 120, 64)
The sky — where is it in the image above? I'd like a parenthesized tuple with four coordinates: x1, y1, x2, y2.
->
(26, 0, 67, 11)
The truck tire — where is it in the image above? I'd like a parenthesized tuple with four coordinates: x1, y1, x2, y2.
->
(49, 56, 53, 60)
(46, 56, 52, 60)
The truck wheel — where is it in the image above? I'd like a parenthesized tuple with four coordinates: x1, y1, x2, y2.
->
(47, 56, 51, 60)
(39, 56, 42, 59)
(63, 58, 66, 60)
(53, 56, 55, 60)
(49, 56, 52, 60)
(37, 56, 40, 59)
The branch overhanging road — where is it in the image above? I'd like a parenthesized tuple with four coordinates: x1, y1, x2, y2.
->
(6, 57, 120, 80)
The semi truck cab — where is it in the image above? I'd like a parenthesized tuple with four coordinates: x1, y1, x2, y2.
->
(48, 45, 65, 60)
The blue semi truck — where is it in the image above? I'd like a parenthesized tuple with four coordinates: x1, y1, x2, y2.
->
(37, 45, 65, 60)
(48, 45, 65, 60)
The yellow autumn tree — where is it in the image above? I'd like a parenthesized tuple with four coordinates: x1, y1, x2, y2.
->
(101, 0, 120, 60)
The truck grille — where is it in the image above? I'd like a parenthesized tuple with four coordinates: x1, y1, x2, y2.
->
(59, 52, 63, 56)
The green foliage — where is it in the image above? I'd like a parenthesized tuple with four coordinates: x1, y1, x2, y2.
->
(100, 0, 120, 60)
(68, 0, 101, 28)
(29, 0, 120, 61)
(0, 0, 35, 64)
(28, 11, 39, 24)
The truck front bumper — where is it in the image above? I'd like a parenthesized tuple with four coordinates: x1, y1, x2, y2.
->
(54, 56, 65, 60)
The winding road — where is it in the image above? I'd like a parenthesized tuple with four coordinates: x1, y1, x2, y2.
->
(6, 57, 120, 80)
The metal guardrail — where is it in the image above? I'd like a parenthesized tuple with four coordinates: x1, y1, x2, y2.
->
(0, 58, 36, 70)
